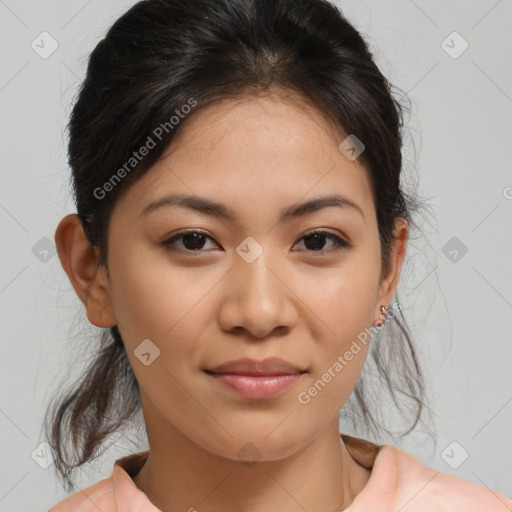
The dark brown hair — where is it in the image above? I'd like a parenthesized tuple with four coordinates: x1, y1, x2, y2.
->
(44, 0, 433, 492)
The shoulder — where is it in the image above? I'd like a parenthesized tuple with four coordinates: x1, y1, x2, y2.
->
(381, 444, 512, 511)
(48, 450, 153, 512)
(48, 476, 114, 512)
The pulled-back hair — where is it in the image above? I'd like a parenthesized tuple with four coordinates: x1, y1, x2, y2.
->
(44, 0, 432, 492)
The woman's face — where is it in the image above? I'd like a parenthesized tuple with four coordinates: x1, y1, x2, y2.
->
(87, 92, 407, 460)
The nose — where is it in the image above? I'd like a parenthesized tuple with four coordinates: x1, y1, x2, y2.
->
(217, 249, 299, 340)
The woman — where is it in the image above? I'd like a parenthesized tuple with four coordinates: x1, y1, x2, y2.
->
(46, 0, 512, 510)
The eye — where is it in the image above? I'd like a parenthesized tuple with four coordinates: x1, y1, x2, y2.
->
(293, 229, 350, 253)
(161, 228, 350, 254)
(161, 229, 220, 253)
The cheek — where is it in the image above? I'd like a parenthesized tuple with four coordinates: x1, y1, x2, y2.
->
(109, 255, 213, 411)
(298, 247, 379, 397)
(108, 249, 219, 360)
(296, 277, 375, 416)
(304, 250, 381, 339)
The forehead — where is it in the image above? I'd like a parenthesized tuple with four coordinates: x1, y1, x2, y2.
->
(114, 92, 375, 222)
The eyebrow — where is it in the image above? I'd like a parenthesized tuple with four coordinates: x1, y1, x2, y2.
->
(140, 193, 364, 222)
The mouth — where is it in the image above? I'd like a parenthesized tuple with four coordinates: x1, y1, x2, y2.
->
(203, 358, 308, 399)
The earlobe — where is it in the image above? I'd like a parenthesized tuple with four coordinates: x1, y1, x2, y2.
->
(54, 214, 117, 328)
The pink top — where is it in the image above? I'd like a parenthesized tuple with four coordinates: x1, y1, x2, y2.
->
(49, 433, 512, 511)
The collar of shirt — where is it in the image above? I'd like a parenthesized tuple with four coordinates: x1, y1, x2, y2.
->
(49, 433, 512, 511)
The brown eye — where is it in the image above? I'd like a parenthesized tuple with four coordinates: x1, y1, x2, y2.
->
(294, 230, 350, 253)
(161, 230, 219, 252)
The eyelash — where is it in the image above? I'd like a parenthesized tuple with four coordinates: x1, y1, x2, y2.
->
(161, 228, 350, 255)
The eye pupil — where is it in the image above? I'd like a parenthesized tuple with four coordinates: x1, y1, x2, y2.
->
(182, 233, 206, 250)
(304, 233, 326, 251)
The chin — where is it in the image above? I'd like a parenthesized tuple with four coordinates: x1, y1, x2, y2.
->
(195, 426, 312, 464)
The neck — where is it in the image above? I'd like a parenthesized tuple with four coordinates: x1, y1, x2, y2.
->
(132, 407, 371, 512)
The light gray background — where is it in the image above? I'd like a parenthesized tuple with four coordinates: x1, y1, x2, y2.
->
(0, 0, 511, 510)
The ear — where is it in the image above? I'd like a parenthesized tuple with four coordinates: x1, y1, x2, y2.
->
(54, 214, 116, 328)
(374, 217, 409, 322)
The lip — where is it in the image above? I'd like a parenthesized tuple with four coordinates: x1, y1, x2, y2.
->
(206, 373, 304, 399)
(204, 357, 307, 400)
(206, 357, 305, 376)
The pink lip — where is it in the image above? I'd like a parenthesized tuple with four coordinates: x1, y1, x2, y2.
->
(207, 357, 305, 376)
(206, 373, 304, 399)
(205, 357, 307, 399)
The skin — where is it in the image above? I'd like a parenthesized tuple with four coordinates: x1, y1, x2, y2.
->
(55, 89, 408, 512)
